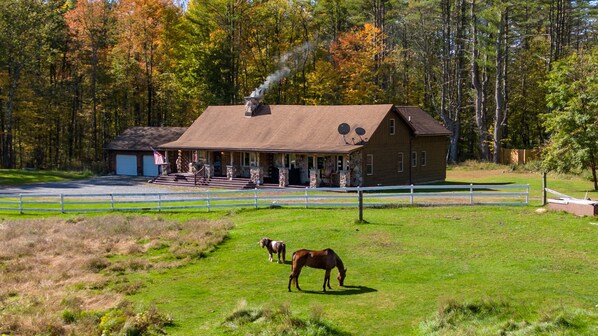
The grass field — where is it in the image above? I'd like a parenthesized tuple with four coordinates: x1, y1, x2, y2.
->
(122, 207, 598, 335)
(0, 169, 92, 186)
(1, 165, 597, 335)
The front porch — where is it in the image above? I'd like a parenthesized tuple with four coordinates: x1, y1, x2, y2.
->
(154, 150, 362, 188)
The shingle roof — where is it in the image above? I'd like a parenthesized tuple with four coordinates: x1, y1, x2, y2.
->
(396, 106, 452, 136)
(159, 104, 450, 153)
(106, 127, 188, 151)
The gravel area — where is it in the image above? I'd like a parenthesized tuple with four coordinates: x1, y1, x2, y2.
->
(0, 175, 178, 195)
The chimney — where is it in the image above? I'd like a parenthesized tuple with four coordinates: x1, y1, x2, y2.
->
(244, 96, 261, 117)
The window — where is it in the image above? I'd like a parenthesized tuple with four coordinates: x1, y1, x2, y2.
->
(389, 118, 396, 135)
(411, 151, 417, 167)
(366, 154, 374, 175)
(308, 156, 315, 170)
(420, 151, 427, 166)
(398, 152, 404, 172)
(242, 152, 257, 166)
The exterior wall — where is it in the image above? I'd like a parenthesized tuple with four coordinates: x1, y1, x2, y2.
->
(360, 109, 449, 186)
(410, 136, 448, 184)
(360, 110, 412, 186)
(108, 150, 151, 176)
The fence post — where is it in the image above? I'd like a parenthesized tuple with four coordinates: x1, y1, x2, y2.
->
(470, 184, 474, 205)
(410, 184, 414, 205)
(207, 190, 211, 212)
(305, 187, 309, 209)
(542, 172, 547, 206)
(110, 194, 115, 211)
(19, 194, 23, 214)
(358, 186, 363, 222)
(60, 194, 64, 213)
(254, 188, 258, 209)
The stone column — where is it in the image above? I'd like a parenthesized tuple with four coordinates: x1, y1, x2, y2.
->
(226, 165, 235, 180)
(309, 169, 319, 188)
(250, 166, 263, 185)
(278, 167, 289, 188)
(204, 164, 213, 178)
(339, 170, 350, 188)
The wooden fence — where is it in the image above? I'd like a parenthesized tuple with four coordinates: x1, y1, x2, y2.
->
(0, 184, 530, 214)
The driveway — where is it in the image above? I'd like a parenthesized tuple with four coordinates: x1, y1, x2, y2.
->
(0, 176, 177, 195)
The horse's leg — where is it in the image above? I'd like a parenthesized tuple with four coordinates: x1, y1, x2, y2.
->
(269, 251, 273, 262)
(288, 273, 294, 292)
(277, 250, 282, 264)
(323, 269, 332, 292)
(295, 268, 302, 291)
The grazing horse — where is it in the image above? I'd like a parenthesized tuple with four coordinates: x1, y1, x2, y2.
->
(259, 237, 286, 264)
(288, 248, 347, 292)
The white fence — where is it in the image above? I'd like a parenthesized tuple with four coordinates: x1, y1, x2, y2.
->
(0, 184, 529, 214)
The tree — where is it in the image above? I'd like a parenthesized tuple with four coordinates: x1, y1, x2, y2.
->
(542, 48, 598, 190)
(0, 0, 47, 168)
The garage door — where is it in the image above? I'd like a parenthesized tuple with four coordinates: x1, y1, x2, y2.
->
(142, 155, 159, 177)
(116, 154, 138, 176)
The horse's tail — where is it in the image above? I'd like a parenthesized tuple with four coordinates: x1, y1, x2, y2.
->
(282, 243, 286, 262)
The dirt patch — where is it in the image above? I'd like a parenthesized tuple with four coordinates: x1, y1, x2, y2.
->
(0, 215, 232, 335)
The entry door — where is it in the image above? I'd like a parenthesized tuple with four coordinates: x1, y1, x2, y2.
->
(213, 152, 222, 176)
(116, 154, 138, 176)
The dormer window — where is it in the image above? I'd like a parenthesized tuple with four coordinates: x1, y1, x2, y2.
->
(389, 118, 396, 135)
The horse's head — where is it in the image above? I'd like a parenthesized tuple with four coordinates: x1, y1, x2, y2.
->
(258, 237, 269, 248)
(337, 268, 347, 286)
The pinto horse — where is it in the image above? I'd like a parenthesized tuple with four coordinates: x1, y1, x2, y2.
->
(288, 248, 347, 292)
(259, 237, 286, 264)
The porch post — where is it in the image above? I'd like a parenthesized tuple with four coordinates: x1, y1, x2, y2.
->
(279, 167, 289, 187)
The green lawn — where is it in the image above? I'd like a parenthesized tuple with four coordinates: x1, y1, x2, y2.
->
(0, 169, 92, 186)
(127, 206, 598, 335)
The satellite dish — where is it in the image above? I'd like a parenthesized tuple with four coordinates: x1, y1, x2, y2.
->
(355, 127, 366, 136)
(338, 123, 351, 135)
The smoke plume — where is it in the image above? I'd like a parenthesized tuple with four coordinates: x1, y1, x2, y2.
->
(249, 41, 313, 99)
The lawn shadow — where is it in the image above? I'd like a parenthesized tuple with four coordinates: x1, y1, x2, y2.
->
(299, 285, 377, 296)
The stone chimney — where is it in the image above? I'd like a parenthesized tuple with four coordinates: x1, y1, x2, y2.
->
(244, 96, 261, 117)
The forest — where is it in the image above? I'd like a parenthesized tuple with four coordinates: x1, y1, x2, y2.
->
(0, 0, 596, 171)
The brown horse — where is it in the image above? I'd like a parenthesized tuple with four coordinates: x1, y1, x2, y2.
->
(288, 248, 347, 292)
(259, 237, 286, 264)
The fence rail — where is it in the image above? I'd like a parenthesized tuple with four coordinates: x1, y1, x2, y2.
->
(0, 184, 530, 214)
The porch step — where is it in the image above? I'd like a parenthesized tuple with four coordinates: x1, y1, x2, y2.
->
(152, 174, 269, 189)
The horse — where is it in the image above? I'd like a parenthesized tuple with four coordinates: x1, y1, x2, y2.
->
(288, 248, 347, 292)
(259, 237, 286, 264)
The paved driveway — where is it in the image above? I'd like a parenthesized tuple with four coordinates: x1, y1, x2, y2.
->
(0, 176, 175, 195)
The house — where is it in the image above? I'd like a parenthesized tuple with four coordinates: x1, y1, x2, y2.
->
(156, 100, 451, 187)
(105, 127, 187, 176)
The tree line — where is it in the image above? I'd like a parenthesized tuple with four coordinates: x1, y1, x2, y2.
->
(0, 0, 596, 171)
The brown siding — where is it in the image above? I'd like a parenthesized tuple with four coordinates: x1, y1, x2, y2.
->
(360, 109, 448, 186)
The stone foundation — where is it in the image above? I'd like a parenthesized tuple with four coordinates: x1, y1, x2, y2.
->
(226, 165, 235, 180)
(309, 169, 319, 188)
(250, 166, 263, 185)
(278, 167, 289, 187)
(339, 170, 350, 188)
(204, 164, 213, 178)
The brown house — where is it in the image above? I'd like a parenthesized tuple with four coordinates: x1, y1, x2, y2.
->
(106, 127, 187, 176)
(157, 101, 451, 187)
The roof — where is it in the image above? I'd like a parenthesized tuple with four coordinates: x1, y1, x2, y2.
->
(396, 106, 452, 136)
(159, 104, 450, 153)
(106, 127, 188, 151)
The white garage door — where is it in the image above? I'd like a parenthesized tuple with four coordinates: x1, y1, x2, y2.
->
(116, 154, 138, 176)
(142, 155, 159, 177)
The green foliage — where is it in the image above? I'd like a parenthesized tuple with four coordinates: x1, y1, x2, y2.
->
(420, 299, 598, 335)
(0, 169, 92, 186)
(542, 47, 598, 190)
(221, 301, 348, 336)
